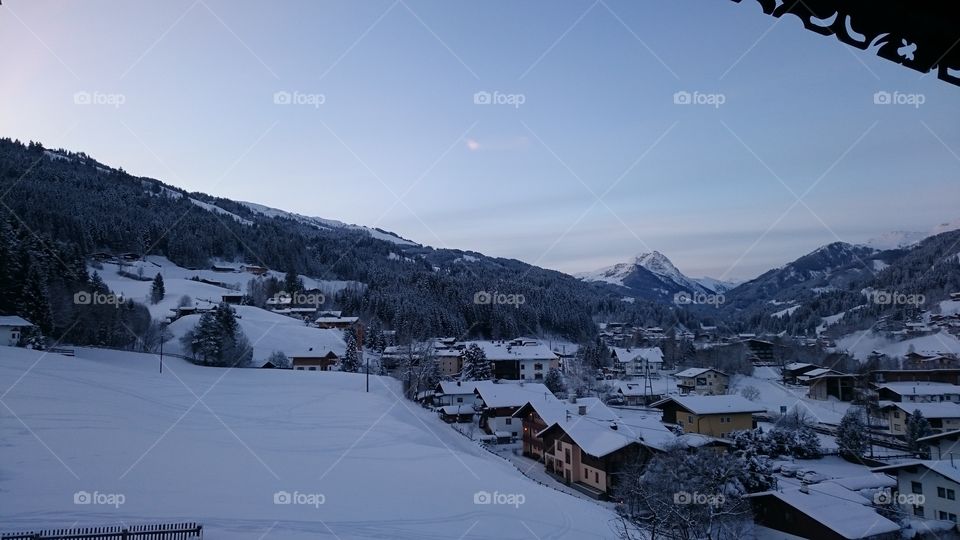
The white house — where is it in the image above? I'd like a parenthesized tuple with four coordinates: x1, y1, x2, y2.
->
(873, 460, 960, 525)
(473, 381, 553, 439)
(434, 380, 482, 407)
(465, 340, 559, 381)
(882, 402, 960, 436)
(610, 347, 664, 377)
(876, 381, 960, 403)
(0, 316, 34, 347)
(674, 367, 729, 395)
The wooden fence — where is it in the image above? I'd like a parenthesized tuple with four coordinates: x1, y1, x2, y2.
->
(1, 522, 202, 540)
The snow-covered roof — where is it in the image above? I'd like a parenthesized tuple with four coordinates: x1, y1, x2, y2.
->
(830, 473, 896, 491)
(673, 367, 727, 379)
(885, 401, 960, 419)
(873, 460, 960, 484)
(800, 367, 842, 378)
(877, 381, 960, 396)
(783, 362, 817, 371)
(437, 405, 473, 415)
(610, 347, 664, 364)
(513, 396, 618, 426)
(473, 382, 554, 409)
(315, 316, 359, 324)
(614, 382, 648, 397)
(749, 483, 900, 539)
(650, 395, 765, 415)
(461, 340, 558, 362)
(917, 429, 960, 443)
(436, 380, 482, 395)
(538, 415, 643, 458)
(0, 316, 33, 327)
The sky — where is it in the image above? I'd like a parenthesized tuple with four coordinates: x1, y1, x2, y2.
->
(1, 0, 958, 281)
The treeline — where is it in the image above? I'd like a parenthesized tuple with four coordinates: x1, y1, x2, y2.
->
(0, 138, 703, 343)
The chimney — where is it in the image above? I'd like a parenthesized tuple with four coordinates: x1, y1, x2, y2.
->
(569, 395, 578, 404)
(578, 405, 587, 416)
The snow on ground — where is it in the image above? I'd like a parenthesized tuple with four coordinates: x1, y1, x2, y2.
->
(0, 346, 618, 539)
(939, 299, 960, 316)
(838, 330, 960, 361)
(91, 256, 362, 319)
(816, 311, 846, 335)
(731, 367, 852, 425)
(771, 305, 800, 319)
(166, 306, 346, 364)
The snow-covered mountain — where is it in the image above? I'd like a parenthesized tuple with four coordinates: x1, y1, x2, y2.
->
(862, 218, 960, 250)
(240, 201, 418, 246)
(576, 251, 717, 301)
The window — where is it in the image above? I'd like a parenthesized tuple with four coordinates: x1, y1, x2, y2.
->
(584, 467, 588, 477)
(913, 505, 924, 517)
(938, 512, 957, 523)
(595, 471, 599, 483)
(937, 487, 956, 500)
(534, 363, 543, 370)
(911, 481, 923, 495)
(688, 415, 694, 423)
(456, 397, 463, 403)
(295, 366, 304, 370)
(505, 418, 512, 425)
(564, 448, 571, 464)
(308, 367, 317, 371)
(894, 411, 901, 419)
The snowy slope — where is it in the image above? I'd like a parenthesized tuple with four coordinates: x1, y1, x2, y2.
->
(692, 276, 740, 294)
(92, 256, 362, 320)
(166, 305, 346, 363)
(837, 330, 960, 361)
(0, 347, 617, 539)
(576, 251, 707, 294)
(240, 201, 418, 246)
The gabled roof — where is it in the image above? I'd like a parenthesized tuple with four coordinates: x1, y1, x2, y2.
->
(0, 315, 33, 327)
(876, 381, 960, 396)
(435, 380, 483, 395)
(610, 347, 664, 364)
(537, 416, 640, 458)
(800, 367, 844, 378)
(783, 362, 818, 372)
(473, 382, 553, 409)
(650, 395, 765, 415)
(512, 396, 618, 425)
(748, 482, 900, 539)
(882, 401, 960, 419)
(460, 340, 558, 361)
(872, 459, 960, 484)
(673, 367, 727, 379)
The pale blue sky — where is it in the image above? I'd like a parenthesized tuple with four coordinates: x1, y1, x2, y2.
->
(2, 0, 958, 280)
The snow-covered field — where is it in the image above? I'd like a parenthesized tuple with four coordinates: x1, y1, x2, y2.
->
(92, 256, 363, 319)
(165, 305, 346, 364)
(0, 346, 619, 539)
(838, 330, 960, 361)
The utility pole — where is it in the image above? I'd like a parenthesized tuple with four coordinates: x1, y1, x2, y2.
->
(159, 335, 164, 374)
(366, 355, 369, 392)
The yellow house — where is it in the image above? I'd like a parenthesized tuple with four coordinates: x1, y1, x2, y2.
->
(652, 395, 763, 438)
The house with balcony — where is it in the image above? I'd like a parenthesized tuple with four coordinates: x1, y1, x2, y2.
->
(873, 460, 960, 527)
(651, 395, 763, 438)
(674, 367, 729, 395)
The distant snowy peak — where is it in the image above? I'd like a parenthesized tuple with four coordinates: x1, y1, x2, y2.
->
(576, 251, 708, 295)
(632, 251, 703, 292)
(862, 218, 960, 250)
(693, 276, 740, 294)
(239, 201, 419, 246)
